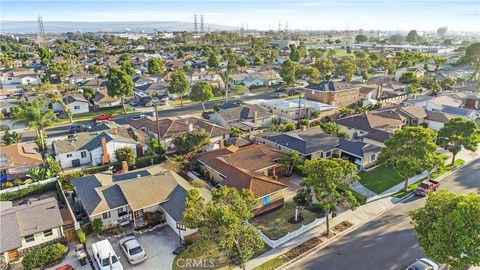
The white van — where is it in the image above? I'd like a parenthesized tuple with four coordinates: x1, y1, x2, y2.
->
(91, 240, 124, 270)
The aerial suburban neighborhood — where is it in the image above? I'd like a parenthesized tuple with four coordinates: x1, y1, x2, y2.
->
(0, 1, 479, 270)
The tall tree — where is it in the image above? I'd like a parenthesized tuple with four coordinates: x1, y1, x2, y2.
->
(106, 67, 134, 114)
(184, 187, 264, 270)
(219, 71, 231, 102)
(82, 86, 96, 103)
(147, 57, 165, 75)
(169, 70, 190, 107)
(436, 26, 448, 38)
(121, 61, 136, 76)
(280, 59, 297, 86)
(301, 158, 359, 236)
(189, 81, 214, 111)
(38, 46, 51, 65)
(289, 45, 301, 62)
(337, 57, 357, 82)
(378, 126, 443, 191)
(278, 150, 302, 177)
(208, 52, 220, 68)
(46, 61, 72, 83)
(315, 59, 335, 80)
(115, 147, 136, 167)
(13, 100, 56, 151)
(406, 30, 421, 43)
(355, 34, 368, 43)
(437, 118, 479, 165)
(173, 129, 210, 155)
(410, 191, 480, 270)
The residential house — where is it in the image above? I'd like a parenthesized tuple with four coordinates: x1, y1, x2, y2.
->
(425, 111, 455, 131)
(197, 144, 287, 215)
(71, 166, 209, 237)
(405, 95, 463, 111)
(52, 128, 139, 169)
(243, 77, 264, 88)
(68, 73, 96, 86)
(358, 86, 379, 105)
(441, 105, 476, 120)
(303, 81, 361, 109)
(394, 67, 425, 81)
(336, 112, 404, 147)
(51, 94, 90, 115)
(93, 90, 121, 109)
(336, 138, 382, 170)
(209, 104, 276, 131)
(247, 98, 336, 120)
(0, 143, 43, 181)
(463, 93, 480, 110)
(128, 116, 230, 152)
(0, 68, 41, 89)
(0, 197, 65, 264)
(188, 70, 222, 82)
(132, 75, 157, 88)
(135, 81, 170, 97)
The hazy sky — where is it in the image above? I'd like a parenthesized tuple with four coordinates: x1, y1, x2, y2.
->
(2, 0, 479, 31)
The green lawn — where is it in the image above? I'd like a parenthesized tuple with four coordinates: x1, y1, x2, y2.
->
(55, 107, 135, 125)
(391, 159, 465, 198)
(253, 256, 287, 270)
(250, 202, 318, 240)
(335, 49, 351, 57)
(358, 165, 405, 194)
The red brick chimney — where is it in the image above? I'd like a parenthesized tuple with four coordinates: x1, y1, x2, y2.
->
(219, 139, 225, 148)
(121, 161, 129, 173)
(101, 137, 111, 164)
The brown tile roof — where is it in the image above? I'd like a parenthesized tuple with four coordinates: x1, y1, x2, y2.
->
(129, 116, 229, 139)
(198, 145, 286, 198)
(359, 86, 376, 95)
(0, 143, 43, 168)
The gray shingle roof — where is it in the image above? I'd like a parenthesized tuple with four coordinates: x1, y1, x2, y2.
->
(53, 129, 136, 154)
(337, 138, 381, 158)
(264, 127, 339, 155)
(216, 104, 272, 123)
(0, 197, 64, 253)
(159, 185, 187, 222)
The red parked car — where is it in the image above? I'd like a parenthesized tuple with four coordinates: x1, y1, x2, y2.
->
(414, 179, 440, 196)
(93, 114, 113, 121)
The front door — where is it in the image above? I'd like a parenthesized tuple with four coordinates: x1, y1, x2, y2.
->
(72, 159, 81, 167)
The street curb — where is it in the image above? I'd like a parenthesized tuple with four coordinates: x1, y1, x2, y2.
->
(274, 158, 477, 270)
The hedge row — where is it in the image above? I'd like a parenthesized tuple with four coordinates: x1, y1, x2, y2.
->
(22, 243, 68, 270)
(0, 181, 57, 201)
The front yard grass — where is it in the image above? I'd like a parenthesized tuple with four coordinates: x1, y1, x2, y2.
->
(358, 165, 404, 194)
(250, 201, 318, 240)
(391, 159, 465, 198)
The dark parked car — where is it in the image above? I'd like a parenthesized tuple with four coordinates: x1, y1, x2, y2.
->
(69, 124, 91, 134)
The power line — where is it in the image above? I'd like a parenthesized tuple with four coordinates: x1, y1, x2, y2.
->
(37, 15, 46, 42)
(200, 14, 204, 33)
(194, 14, 198, 33)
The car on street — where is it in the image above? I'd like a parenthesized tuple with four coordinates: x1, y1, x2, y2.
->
(91, 240, 124, 270)
(118, 236, 147, 265)
(406, 258, 439, 270)
(414, 179, 440, 196)
(276, 93, 288, 98)
(131, 114, 146, 121)
(93, 114, 113, 121)
(129, 100, 139, 106)
(69, 124, 91, 134)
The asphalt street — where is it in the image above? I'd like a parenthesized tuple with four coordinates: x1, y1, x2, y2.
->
(20, 90, 279, 142)
(287, 158, 480, 270)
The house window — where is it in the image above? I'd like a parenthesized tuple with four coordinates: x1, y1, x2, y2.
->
(66, 154, 72, 158)
(262, 196, 271, 206)
(219, 174, 226, 179)
(370, 154, 377, 162)
(326, 151, 332, 158)
(74, 105, 80, 110)
(25, 234, 35, 243)
(118, 207, 128, 217)
(43, 229, 53, 237)
(102, 211, 111, 219)
(81, 151, 87, 158)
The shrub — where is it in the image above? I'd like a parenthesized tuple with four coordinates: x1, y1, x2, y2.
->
(22, 243, 68, 270)
(143, 211, 165, 226)
(191, 179, 206, 188)
(115, 147, 136, 167)
(0, 181, 57, 201)
(293, 188, 312, 207)
(91, 219, 103, 234)
(58, 171, 84, 190)
(77, 230, 86, 244)
(135, 155, 162, 169)
(306, 203, 324, 214)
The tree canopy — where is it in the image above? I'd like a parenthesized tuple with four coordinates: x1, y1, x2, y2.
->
(189, 81, 214, 111)
(437, 118, 479, 165)
(280, 59, 297, 86)
(355, 34, 368, 43)
(173, 129, 210, 155)
(169, 70, 190, 106)
(106, 67, 134, 114)
(410, 191, 480, 269)
(183, 187, 263, 270)
(378, 126, 443, 191)
(147, 57, 165, 75)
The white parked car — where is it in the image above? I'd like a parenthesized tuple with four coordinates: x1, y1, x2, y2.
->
(119, 236, 147, 265)
(91, 240, 123, 270)
(131, 114, 146, 121)
(406, 258, 439, 270)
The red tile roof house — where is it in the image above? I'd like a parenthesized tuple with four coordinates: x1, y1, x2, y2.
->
(128, 116, 230, 153)
(197, 144, 288, 216)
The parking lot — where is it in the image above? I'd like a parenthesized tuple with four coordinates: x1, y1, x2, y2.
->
(49, 226, 179, 270)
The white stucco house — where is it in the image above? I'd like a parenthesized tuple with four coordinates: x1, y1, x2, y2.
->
(52, 129, 138, 169)
(51, 94, 90, 115)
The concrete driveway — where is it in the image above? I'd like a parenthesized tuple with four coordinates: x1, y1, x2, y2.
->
(111, 227, 178, 270)
(48, 226, 178, 270)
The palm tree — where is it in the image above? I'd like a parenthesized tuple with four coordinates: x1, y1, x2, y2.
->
(38, 83, 76, 123)
(220, 71, 231, 102)
(26, 167, 52, 182)
(13, 100, 57, 151)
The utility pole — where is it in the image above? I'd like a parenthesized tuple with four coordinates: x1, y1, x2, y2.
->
(154, 102, 160, 141)
(297, 91, 302, 128)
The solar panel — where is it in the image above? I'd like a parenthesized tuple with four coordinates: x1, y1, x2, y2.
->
(442, 105, 470, 116)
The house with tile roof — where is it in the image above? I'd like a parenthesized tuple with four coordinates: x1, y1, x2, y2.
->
(0, 143, 43, 181)
(128, 116, 230, 152)
(70, 166, 209, 237)
(0, 197, 65, 264)
(52, 127, 139, 169)
(197, 144, 287, 215)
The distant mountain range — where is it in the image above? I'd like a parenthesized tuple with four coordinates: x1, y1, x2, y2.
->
(0, 21, 238, 34)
